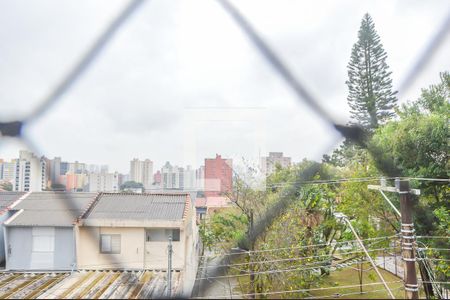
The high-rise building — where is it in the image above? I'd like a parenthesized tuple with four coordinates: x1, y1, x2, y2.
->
(60, 161, 69, 176)
(14, 150, 47, 192)
(61, 173, 88, 192)
(130, 158, 154, 189)
(153, 170, 161, 186)
(184, 165, 196, 190)
(260, 152, 291, 176)
(67, 161, 87, 174)
(204, 154, 232, 197)
(1, 160, 16, 183)
(50, 157, 61, 184)
(161, 162, 184, 190)
(118, 173, 129, 188)
(196, 166, 205, 190)
(88, 172, 119, 192)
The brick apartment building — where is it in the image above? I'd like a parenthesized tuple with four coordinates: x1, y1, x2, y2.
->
(204, 154, 232, 197)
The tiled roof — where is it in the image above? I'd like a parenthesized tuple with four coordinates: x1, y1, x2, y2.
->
(84, 193, 189, 221)
(0, 191, 25, 211)
(6, 192, 97, 227)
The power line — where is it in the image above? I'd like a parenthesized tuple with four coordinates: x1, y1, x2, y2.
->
(416, 236, 450, 239)
(305, 286, 404, 299)
(199, 246, 397, 269)
(417, 258, 450, 262)
(263, 176, 449, 188)
(196, 258, 387, 280)
(192, 280, 403, 299)
(199, 235, 398, 258)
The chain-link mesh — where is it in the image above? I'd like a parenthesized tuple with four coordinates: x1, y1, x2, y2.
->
(0, 0, 448, 298)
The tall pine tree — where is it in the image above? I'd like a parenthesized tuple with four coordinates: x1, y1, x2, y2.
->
(346, 13, 397, 130)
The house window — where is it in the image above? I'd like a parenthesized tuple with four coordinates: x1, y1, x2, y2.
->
(166, 229, 180, 241)
(145, 229, 180, 242)
(100, 234, 121, 254)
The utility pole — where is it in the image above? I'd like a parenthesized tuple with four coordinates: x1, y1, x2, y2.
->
(398, 180, 419, 299)
(368, 178, 420, 299)
(249, 209, 255, 299)
(167, 235, 173, 298)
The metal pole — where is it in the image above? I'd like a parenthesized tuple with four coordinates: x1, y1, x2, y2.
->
(168, 235, 173, 298)
(341, 217, 395, 299)
(394, 247, 398, 277)
(358, 261, 363, 294)
(398, 179, 419, 299)
(380, 190, 401, 217)
(249, 210, 255, 299)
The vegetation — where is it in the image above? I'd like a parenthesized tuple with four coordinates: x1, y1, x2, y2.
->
(50, 183, 66, 191)
(346, 13, 397, 130)
(198, 13, 448, 296)
(0, 181, 13, 191)
(200, 71, 449, 297)
(120, 181, 144, 191)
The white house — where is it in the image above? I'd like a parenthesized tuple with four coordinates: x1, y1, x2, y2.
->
(75, 192, 200, 297)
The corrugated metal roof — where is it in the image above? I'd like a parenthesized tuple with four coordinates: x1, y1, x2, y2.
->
(0, 192, 25, 210)
(7, 192, 97, 227)
(85, 193, 188, 221)
(0, 270, 182, 299)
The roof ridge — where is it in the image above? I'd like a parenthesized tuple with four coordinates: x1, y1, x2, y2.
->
(77, 192, 103, 222)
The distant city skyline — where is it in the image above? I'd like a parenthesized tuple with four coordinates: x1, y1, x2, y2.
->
(0, 0, 448, 175)
(0, 149, 296, 175)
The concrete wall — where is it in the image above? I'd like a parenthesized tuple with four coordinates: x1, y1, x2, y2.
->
(76, 226, 187, 270)
(0, 211, 15, 263)
(5, 227, 32, 269)
(54, 227, 75, 270)
(77, 227, 146, 269)
(5, 226, 75, 270)
(181, 199, 200, 297)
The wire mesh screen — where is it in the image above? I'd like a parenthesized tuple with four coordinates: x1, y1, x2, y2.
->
(0, 0, 449, 299)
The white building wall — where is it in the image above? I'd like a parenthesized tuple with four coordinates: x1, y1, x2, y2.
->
(260, 152, 292, 176)
(1, 161, 16, 183)
(88, 172, 119, 192)
(142, 159, 153, 189)
(130, 159, 153, 188)
(184, 166, 196, 190)
(14, 151, 46, 192)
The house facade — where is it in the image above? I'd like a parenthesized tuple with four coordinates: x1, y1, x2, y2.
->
(75, 193, 199, 297)
(0, 191, 27, 263)
(3, 192, 97, 270)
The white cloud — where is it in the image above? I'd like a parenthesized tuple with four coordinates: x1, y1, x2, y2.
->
(0, 0, 449, 173)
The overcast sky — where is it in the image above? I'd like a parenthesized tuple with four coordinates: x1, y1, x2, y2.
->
(0, 0, 449, 174)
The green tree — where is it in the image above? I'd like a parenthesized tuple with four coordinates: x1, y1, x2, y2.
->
(0, 181, 13, 191)
(120, 181, 144, 191)
(50, 183, 66, 191)
(346, 13, 397, 130)
(371, 72, 449, 285)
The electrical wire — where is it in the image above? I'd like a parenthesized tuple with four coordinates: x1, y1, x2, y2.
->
(196, 258, 384, 280)
(199, 246, 397, 269)
(199, 234, 398, 258)
(305, 286, 404, 299)
(192, 280, 403, 299)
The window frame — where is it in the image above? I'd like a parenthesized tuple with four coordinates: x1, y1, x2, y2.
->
(99, 234, 121, 254)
